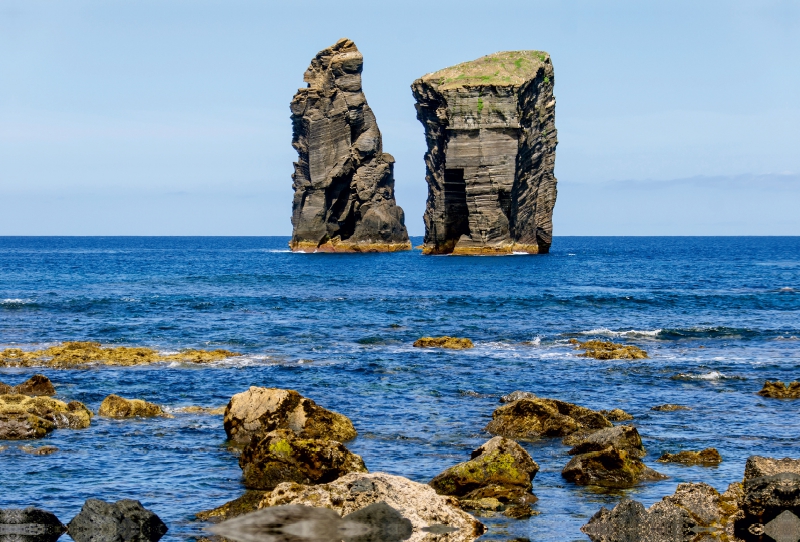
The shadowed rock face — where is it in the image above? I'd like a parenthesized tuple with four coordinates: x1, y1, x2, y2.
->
(289, 38, 410, 253)
(412, 51, 557, 255)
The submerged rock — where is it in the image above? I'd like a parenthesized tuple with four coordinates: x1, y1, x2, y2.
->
(0, 375, 56, 396)
(572, 340, 648, 360)
(758, 380, 800, 399)
(239, 429, 367, 490)
(175, 405, 226, 415)
(223, 386, 357, 444)
(196, 491, 270, 522)
(429, 436, 539, 505)
(600, 408, 634, 421)
(266, 472, 485, 542)
(500, 391, 537, 403)
(0, 394, 91, 440)
(0, 508, 66, 542)
(657, 448, 722, 466)
(412, 50, 557, 255)
(412, 337, 474, 350)
(484, 397, 611, 440)
(564, 425, 646, 458)
(289, 38, 410, 253)
(67, 499, 168, 542)
(562, 446, 666, 488)
(98, 395, 165, 418)
(651, 404, 692, 412)
(21, 445, 59, 455)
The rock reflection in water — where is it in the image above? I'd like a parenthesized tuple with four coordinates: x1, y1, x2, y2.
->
(0, 508, 65, 542)
(210, 503, 414, 542)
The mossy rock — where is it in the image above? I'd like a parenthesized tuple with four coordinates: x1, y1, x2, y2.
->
(657, 448, 722, 465)
(0, 393, 91, 439)
(571, 339, 648, 360)
(413, 336, 474, 349)
(98, 394, 165, 418)
(758, 380, 800, 399)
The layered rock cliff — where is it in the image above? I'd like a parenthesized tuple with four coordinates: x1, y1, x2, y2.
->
(289, 39, 411, 253)
(412, 51, 558, 255)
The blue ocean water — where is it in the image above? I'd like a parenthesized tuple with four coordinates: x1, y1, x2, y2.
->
(1, 236, 799, 541)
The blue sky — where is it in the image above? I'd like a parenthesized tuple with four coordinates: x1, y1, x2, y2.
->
(1, 0, 798, 235)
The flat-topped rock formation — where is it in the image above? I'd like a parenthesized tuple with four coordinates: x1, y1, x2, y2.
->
(289, 38, 411, 253)
(412, 51, 558, 255)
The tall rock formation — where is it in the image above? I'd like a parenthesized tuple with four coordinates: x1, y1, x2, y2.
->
(412, 51, 558, 255)
(289, 39, 411, 253)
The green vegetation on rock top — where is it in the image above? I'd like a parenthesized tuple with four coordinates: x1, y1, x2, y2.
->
(420, 50, 549, 90)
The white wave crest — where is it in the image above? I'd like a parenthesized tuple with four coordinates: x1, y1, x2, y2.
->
(1, 298, 33, 305)
(579, 328, 662, 338)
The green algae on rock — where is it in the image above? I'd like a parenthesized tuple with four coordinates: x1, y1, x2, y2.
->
(98, 394, 166, 418)
(485, 397, 611, 440)
(657, 448, 723, 465)
(412, 336, 474, 349)
(0, 341, 241, 368)
(571, 339, 649, 360)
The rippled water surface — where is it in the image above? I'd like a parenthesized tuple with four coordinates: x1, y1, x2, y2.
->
(1, 236, 799, 541)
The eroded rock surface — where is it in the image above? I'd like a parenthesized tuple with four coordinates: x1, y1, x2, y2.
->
(572, 340, 648, 360)
(429, 436, 539, 505)
(758, 381, 800, 399)
(0, 375, 56, 396)
(412, 336, 474, 349)
(239, 429, 367, 490)
(289, 38, 410, 253)
(0, 394, 92, 439)
(736, 456, 800, 539)
(223, 386, 356, 445)
(562, 446, 666, 488)
(600, 408, 634, 421)
(68, 499, 168, 542)
(657, 448, 722, 466)
(98, 395, 165, 418)
(412, 50, 557, 255)
(564, 425, 646, 458)
(484, 397, 611, 440)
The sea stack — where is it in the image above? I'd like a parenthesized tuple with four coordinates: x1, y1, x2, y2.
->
(289, 38, 411, 253)
(412, 51, 558, 255)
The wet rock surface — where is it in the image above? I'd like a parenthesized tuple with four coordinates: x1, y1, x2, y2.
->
(600, 408, 634, 421)
(562, 446, 666, 488)
(0, 508, 66, 542)
(223, 386, 357, 444)
(98, 395, 165, 418)
(20, 445, 59, 455)
(412, 50, 557, 255)
(412, 337, 474, 350)
(758, 381, 800, 399)
(0, 375, 56, 396)
(572, 340, 648, 360)
(289, 38, 410, 253)
(67, 499, 167, 542)
(657, 448, 722, 465)
(0, 394, 91, 439)
(564, 425, 646, 458)
(484, 397, 611, 440)
(265, 472, 485, 542)
(429, 436, 539, 505)
(239, 429, 367, 490)
(651, 404, 692, 412)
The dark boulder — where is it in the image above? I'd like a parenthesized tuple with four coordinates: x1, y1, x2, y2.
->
(0, 508, 66, 542)
(564, 425, 646, 458)
(562, 446, 666, 488)
(735, 456, 800, 540)
(484, 397, 611, 440)
(67, 499, 167, 542)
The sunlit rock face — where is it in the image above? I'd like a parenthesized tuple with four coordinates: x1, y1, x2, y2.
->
(289, 38, 411, 253)
(412, 50, 558, 255)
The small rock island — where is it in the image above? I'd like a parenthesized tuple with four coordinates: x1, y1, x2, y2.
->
(412, 51, 558, 255)
(289, 38, 411, 253)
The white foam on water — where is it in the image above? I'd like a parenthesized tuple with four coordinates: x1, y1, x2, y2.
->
(1, 298, 33, 304)
(579, 328, 663, 338)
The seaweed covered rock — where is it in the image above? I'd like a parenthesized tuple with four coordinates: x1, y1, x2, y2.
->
(412, 51, 558, 255)
(412, 336, 474, 349)
(266, 472, 485, 542)
(564, 425, 646, 458)
(657, 448, 722, 466)
(572, 340, 648, 360)
(98, 395, 165, 418)
(758, 381, 800, 399)
(239, 429, 367, 490)
(0, 507, 66, 542)
(289, 38, 410, 253)
(223, 386, 357, 444)
(429, 436, 539, 504)
(0, 375, 56, 396)
(484, 397, 611, 440)
(562, 446, 666, 488)
(67, 499, 168, 542)
(0, 394, 91, 439)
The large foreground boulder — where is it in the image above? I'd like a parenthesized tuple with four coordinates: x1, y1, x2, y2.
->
(239, 429, 367, 490)
(223, 386, 357, 444)
(429, 437, 539, 504)
(562, 446, 666, 488)
(67, 499, 168, 542)
(735, 456, 800, 539)
(484, 397, 611, 440)
(98, 395, 165, 418)
(564, 425, 646, 458)
(0, 508, 66, 542)
(0, 394, 91, 440)
(266, 472, 485, 542)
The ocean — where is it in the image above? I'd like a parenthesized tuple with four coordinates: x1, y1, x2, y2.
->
(1, 236, 799, 541)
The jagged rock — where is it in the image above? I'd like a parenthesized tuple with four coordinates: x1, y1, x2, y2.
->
(651, 404, 691, 412)
(0, 394, 91, 439)
(758, 381, 800, 399)
(412, 336, 473, 349)
(500, 391, 536, 403)
(564, 425, 646, 458)
(223, 386, 356, 444)
(657, 448, 722, 465)
(735, 456, 800, 539)
(571, 340, 648, 360)
(265, 472, 485, 542)
(0, 507, 66, 542)
(67, 499, 168, 542)
(98, 395, 165, 418)
(484, 397, 611, 440)
(412, 51, 557, 255)
(239, 429, 367, 490)
(289, 38, 410, 253)
(21, 445, 59, 455)
(600, 408, 634, 421)
(562, 446, 666, 488)
(0, 375, 56, 396)
(429, 436, 539, 504)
